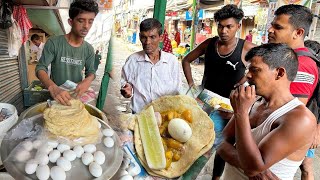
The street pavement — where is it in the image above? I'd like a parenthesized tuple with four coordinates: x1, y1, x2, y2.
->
(90, 36, 320, 179)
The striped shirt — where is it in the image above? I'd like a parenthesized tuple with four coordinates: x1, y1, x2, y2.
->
(290, 48, 319, 100)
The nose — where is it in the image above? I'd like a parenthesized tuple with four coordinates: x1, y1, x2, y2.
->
(245, 70, 252, 79)
(268, 26, 274, 34)
(222, 27, 227, 33)
(145, 37, 152, 44)
(83, 21, 90, 29)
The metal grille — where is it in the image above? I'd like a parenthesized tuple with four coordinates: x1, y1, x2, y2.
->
(0, 29, 24, 113)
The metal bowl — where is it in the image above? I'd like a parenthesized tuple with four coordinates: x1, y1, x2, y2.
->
(1, 102, 123, 180)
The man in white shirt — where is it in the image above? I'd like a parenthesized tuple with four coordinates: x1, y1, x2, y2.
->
(31, 34, 51, 77)
(30, 34, 45, 61)
(121, 18, 181, 113)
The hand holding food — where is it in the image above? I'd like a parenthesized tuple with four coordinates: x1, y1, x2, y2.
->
(48, 85, 72, 106)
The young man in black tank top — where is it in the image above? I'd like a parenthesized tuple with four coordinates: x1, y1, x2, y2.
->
(182, 5, 255, 180)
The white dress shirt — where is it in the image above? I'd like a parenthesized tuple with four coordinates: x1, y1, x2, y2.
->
(121, 50, 181, 113)
(30, 42, 45, 60)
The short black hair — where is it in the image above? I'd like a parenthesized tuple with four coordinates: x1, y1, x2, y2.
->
(245, 43, 298, 81)
(140, 18, 162, 35)
(305, 40, 320, 58)
(214, 4, 244, 23)
(31, 34, 40, 41)
(275, 4, 313, 37)
(69, 0, 99, 20)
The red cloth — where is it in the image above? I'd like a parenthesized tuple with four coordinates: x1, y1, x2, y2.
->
(162, 30, 172, 53)
(290, 48, 319, 101)
(13, 6, 32, 44)
(174, 31, 181, 46)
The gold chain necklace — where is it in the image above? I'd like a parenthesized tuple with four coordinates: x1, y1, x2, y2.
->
(216, 38, 239, 58)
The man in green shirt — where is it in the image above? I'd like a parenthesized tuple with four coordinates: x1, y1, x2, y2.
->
(36, 0, 99, 105)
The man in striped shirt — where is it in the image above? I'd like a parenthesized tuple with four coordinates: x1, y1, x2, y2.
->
(268, 4, 319, 180)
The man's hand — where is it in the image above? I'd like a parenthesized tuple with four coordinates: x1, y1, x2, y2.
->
(230, 85, 256, 115)
(48, 85, 72, 106)
(75, 79, 91, 98)
(248, 169, 280, 180)
(120, 83, 133, 98)
(310, 124, 320, 149)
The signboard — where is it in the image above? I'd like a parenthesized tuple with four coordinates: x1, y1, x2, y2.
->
(186, 9, 204, 21)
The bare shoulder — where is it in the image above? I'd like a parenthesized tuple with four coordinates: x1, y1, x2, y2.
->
(197, 38, 212, 50)
(281, 105, 316, 130)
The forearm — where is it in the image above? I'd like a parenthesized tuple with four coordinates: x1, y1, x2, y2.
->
(83, 73, 95, 83)
(217, 141, 241, 168)
(235, 115, 265, 175)
(37, 70, 57, 89)
(182, 59, 194, 86)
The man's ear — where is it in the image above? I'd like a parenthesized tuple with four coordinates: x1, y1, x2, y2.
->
(294, 28, 305, 39)
(159, 34, 164, 42)
(237, 23, 242, 30)
(275, 67, 286, 80)
(68, 18, 72, 26)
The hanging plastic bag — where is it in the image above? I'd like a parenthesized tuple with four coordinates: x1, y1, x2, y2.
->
(7, 15, 22, 57)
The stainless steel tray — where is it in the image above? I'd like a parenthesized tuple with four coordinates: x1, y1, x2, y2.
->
(0, 104, 123, 180)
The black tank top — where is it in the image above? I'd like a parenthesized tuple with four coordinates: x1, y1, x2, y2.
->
(202, 37, 246, 98)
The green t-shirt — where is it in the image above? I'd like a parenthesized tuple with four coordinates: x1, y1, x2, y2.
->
(36, 35, 95, 86)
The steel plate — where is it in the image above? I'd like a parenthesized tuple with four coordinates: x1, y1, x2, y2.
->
(0, 103, 123, 180)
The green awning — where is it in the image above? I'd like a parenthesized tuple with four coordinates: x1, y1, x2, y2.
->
(27, 9, 64, 36)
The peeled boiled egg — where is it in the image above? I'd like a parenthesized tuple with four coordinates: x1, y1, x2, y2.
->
(93, 151, 105, 165)
(89, 162, 102, 177)
(73, 145, 84, 158)
(81, 153, 94, 165)
(56, 157, 71, 171)
(103, 137, 114, 148)
(36, 165, 50, 180)
(49, 150, 61, 163)
(118, 169, 128, 177)
(119, 175, 133, 180)
(63, 150, 76, 161)
(25, 159, 38, 174)
(102, 129, 114, 137)
(47, 140, 59, 148)
(83, 144, 96, 153)
(168, 118, 192, 143)
(35, 153, 49, 165)
(16, 150, 31, 162)
(57, 144, 70, 153)
(50, 166, 66, 180)
(32, 139, 43, 149)
(38, 144, 53, 155)
(21, 140, 33, 151)
(127, 164, 141, 177)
